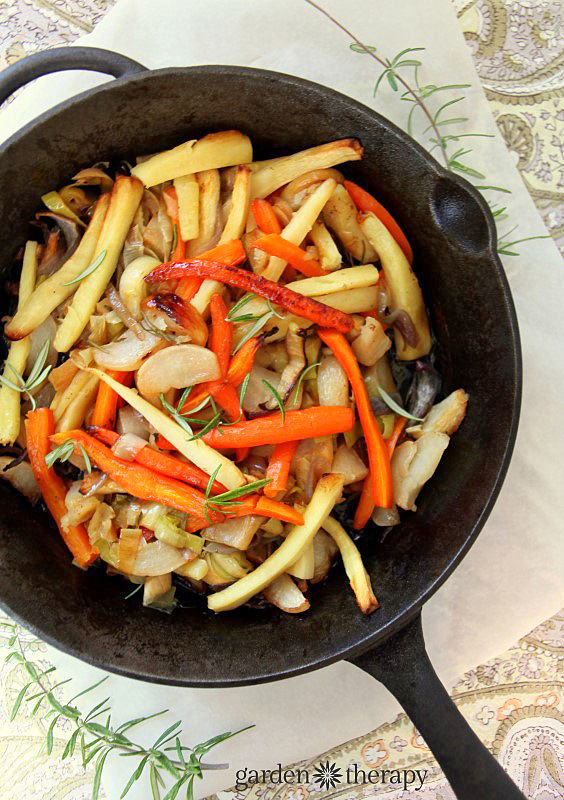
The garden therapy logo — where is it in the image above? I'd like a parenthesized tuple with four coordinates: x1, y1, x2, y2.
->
(312, 760, 343, 790)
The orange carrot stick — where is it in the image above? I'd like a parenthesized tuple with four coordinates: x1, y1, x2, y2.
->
(353, 415, 406, 529)
(163, 187, 186, 262)
(251, 198, 283, 235)
(252, 234, 329, 278)
(224, 494, 304, 525)
(91, 427, 226, 493)
(146, 260, 354, 333)
(343, 180, 413, 263)
(264, 440, 298, 498)
(50, 430, 223, 522)
(91, 370, 132, 430)
(176, 276, 203, 302)
(209, 294, 232, 378)
(26, 409, 98, 567)
(318, 329, 393, 509)
(202, 407, 354, 448)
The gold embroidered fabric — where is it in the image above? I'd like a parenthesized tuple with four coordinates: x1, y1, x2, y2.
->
(0, 2, 562, 798)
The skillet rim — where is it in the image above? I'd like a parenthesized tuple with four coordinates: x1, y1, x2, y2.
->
(0, 63, 522, 686)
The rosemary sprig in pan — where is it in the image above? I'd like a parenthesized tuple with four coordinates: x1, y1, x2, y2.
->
(0, 338, 52, 410)
(304, 0, 548, 256)
(45, 438, 93, 474)
(62, 249, 107, 286)
(1, 620, 251, 800)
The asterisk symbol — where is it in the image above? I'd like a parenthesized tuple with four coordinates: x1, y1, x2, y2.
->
(312, 760, 342, 790)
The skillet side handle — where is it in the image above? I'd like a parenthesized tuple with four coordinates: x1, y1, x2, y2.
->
(348, 613, 526, 800)
(0, 46, 147, 106)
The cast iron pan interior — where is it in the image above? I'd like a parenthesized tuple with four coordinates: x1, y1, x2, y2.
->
(0, 66, 520, 686)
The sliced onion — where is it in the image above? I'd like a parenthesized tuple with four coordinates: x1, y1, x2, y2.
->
(242, 365, 280, 413)
(25, 317, 57, 377)
(107, 284, 146, 339)
(331, 445, 369, 485)
(0, 457, 41, 503)
(111, 432, 147, 461)
(117, 406, 150, 439)
(292, 436, 334, 501)
(93, 328, 162, 371)
(351, 317, 390, 366)
(121, 536, 190, 576)
(311, 530, 338, 584)
(203, 515, 265, 551)
(263, 573, 310, 613)
(318, 355, 349, 407)
(136, 344, 220, 396)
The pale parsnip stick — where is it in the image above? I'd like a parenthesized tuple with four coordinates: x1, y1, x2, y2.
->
(219, 166, 251, 244)
(323, 183, 376, 262)
(321, 515, 378, 613)
(360, 211, 431, 360)
(131, 131, 252, 187)
(0, 242, 37, 444)
(54, 176, 144, 353)
(187, 169, 220, 257)
(173, 173, 199, 240)
(5, 195, 109, 341)
(261, 178, 336, 282)
(310, 219, 342, 271)
(285, 264, 379, 297)
(55, 373, 99, 433)
(208, 473, 344, 611)
(249, 139, 362, 199)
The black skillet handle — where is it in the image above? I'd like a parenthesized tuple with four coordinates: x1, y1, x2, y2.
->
(0, 46, 147, 107)
(348, 613, 527, 799)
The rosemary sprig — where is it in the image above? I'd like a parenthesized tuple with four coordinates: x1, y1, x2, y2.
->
(305, 0, 548, 256)
(226, 293, 255, 319)
(233, 310, 275, 354)
(0, 338, 52, 410)
(160, 394, 193, 436)
(292, 362, 320, 408)
(62, 249, 107, 286)
(377, 385, 423, 422)
(206, 477, 272, 514)
(45, 438, 93, 473)
(140, 312, 177, 342)
(261, 379, 285, 422)
(2, 620, 251, 800)
(171, 224, 178, 256)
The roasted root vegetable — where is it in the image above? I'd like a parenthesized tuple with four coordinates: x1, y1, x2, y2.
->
(26, 409, 98, 567)
(146, 258, 354, 334)
(322, 515, 378, 613)
(406, 389, 468, 439)
(2, 131, 467, 618)
(54, 176, 144, 352)
(250, 139, 362, 199)
(0, 241, 37, 444)
(391, 432, 449, 511)
(131, 131, 252, 187)
(360, 211, 431, 360)
(208, 473, 344, 611)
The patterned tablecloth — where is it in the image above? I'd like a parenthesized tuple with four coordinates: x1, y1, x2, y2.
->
(0, 2, 563, 799)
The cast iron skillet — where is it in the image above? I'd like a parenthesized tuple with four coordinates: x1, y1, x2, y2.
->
(0, 49, 524, 799)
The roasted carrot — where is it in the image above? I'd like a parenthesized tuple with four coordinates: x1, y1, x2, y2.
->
(353, 416, 406, 529)
(177, 335, 263, 416)
(202, 406, 354, 448)
(251, 199, 282, 235)
(91, 427, 227, 493)
(91, 370, 132, 430)
(224, 494, 304, 525)
(386, 415, 407, 456)
(144, 293, 208, 346)
(176, 276, 203, 302)
(252, 234, 328, 278)
(209, 294, 232, 378)
(26, 409, 98, 567)
(50, 430, 223, 522)
(343, 180, 413, 263)
(264, 440, 298, 498)
(318, 329, 393, 509)
(163, 187, 186, 262)
(146, 261, 354, 333)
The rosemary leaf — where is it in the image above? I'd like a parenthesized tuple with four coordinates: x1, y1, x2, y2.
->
(377, 385, 423, 422)
(261, 379, 285, 422)
(292, 362, 320, 408)
(63, 249, 107, 286)
(232, 311, 275, 354)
